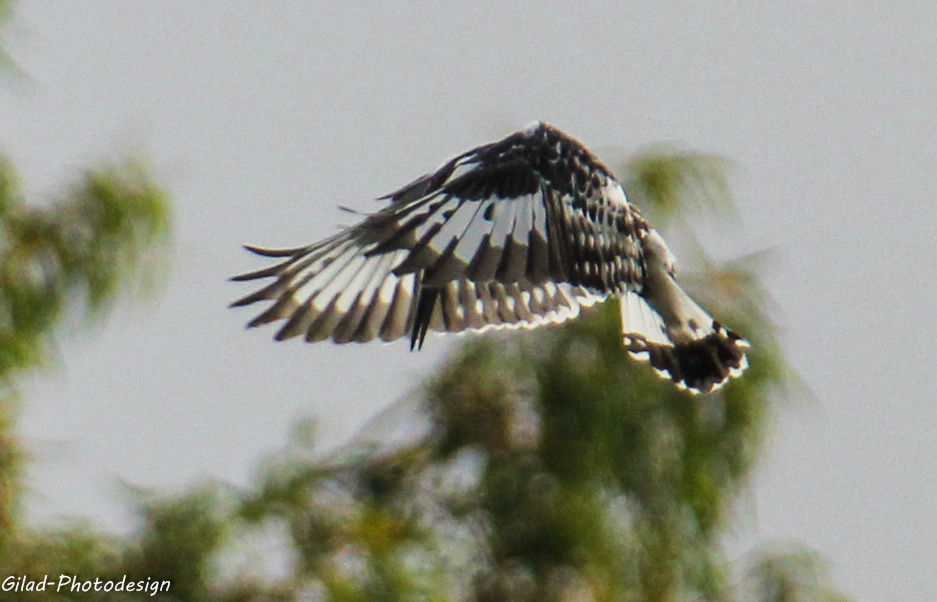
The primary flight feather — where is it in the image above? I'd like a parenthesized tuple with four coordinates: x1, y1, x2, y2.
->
(232, 122, 749, 393)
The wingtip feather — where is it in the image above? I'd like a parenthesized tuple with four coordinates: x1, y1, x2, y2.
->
(243, 244, 307, 258)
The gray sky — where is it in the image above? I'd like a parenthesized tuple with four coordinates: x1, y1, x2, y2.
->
(2, 2, 935, 600)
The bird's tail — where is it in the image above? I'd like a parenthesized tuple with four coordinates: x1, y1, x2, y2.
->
(620, 293, 749, 394)
(624, 325, 749, 394)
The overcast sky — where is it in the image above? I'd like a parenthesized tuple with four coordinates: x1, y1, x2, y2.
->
(2, 2, 935, 601)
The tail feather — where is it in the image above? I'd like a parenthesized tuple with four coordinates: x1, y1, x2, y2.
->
(410, 286, 439, 350)
(625, 322, 749, 394)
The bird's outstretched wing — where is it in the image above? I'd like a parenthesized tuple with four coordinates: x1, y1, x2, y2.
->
(232, 122, 750, 393)
(231, 122, 647, 348)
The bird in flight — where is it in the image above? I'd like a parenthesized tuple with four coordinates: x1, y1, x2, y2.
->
(232, 122, 749, 393)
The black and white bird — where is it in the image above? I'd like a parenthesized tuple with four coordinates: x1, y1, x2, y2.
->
(232, 122, 749, 393)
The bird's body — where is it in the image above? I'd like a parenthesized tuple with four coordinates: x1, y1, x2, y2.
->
(232, 122, 749, 393)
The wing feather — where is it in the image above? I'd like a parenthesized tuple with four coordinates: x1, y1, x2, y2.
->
(234, 122, 647, 347)
(378, 274, 417, 342)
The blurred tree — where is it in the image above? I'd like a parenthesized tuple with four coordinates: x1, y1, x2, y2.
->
(740, 547, 854, 602)
(0, 158, 171, 544)
(230, 148, 846, 602)
(0, 0, 174, 584)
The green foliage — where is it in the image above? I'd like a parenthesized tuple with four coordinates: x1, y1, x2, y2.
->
(0, 488, 226, 601)
(227, 151, 847, 602)
(620, 146, 738, 226)
(0, 0, 12, 29)
(741, 547, 854, 602)
(125, 487, 229, 601)
(0, 156, 170, 548)
(1, 521, 124, 599)
(0, 0, 20, 76)
(0, 143, 849, 600)
(0, 157, 170, 381)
